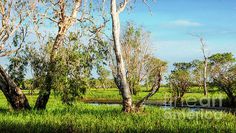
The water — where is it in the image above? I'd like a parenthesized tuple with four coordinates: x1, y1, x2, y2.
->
(87, 102, 236, 113)
(88, 102, 201, 112)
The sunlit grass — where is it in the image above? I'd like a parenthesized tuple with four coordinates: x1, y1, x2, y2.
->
(84, 87, 227, 104)
(0, 88, 234, 132)
(0, 101, 235, 132)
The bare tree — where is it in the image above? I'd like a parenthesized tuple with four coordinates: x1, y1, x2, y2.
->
(191, 34, 209, 96)
(200, 37, 209, 96)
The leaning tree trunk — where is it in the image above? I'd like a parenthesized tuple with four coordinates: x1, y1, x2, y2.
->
(34, 0, 81, 110)
(34, 33, 65, 110)
(135, 71, 162, 111)
(224, 89, 236, 107)
(111, 0, 132, 112)
(0, 65, 31, 110)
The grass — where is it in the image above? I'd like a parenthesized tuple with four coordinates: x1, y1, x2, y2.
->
(0, 87, 235, 132)
(84, 87, 227, 105)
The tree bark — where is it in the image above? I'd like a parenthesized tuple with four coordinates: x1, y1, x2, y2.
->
(34, 0, 81, 109)
(224, 88, 236, 107)
(200, 37, 208, 96)
(0, 65, 31, 110)
(203, 58, 208, 96)
(111, 0, 132, 112)
(135, 71, 161, 110)
(34, 33, 65, 109)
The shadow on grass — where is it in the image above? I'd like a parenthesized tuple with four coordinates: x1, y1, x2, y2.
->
(0, 123, 179, 133)
(0, 107, 9, 113)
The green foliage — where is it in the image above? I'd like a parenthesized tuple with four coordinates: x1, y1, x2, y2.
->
(173, 62, 192, 71)
(169, 62, 192, 102)
(191, 60, 205, 87)
(145, 56, 167, 88)
(7, 30, 108, 105)
(208, 53, 236, 106)
(8, 52, 28, 88)
(209, 53, 235, 65)
(119, 23, 159, 95)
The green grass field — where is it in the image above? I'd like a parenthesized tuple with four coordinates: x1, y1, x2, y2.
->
(0, 88, 235, 132)
(84, 87, 227, 105)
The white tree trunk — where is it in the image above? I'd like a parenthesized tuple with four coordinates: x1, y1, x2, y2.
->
(203, 58, 208, 96)
(111, 0, 132, 112)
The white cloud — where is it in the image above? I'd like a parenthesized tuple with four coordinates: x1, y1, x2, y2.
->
(167, 19, 203, 27)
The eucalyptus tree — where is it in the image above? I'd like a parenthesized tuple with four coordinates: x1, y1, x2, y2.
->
(200, 38, 209, 96)
(33, 0, 109, 109)
(31, 0, 84, 109)
(109, 0, 154, 112)
(9, 29, 108, 105)
(135, 56, 167, 109)
(3, 0, 108, 110)
(197, 36, 209, 95)
(0, 0, 35, 110)
(110, 0, 132, 112)
(109, 22, 167, 111)
(191, 34, 210, 95)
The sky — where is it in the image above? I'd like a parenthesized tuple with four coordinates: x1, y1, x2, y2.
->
(1, 0, 236, 76)
(120, 0, 236, 70)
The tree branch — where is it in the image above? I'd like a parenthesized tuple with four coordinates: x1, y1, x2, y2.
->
(117, 0, 129, 14)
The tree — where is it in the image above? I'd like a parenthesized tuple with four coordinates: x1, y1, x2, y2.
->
(169, 62, 192, 103)
(34, 0, 83, 109)
(110, 0, 133, 112)
(15, 28, 107, 105)
(34, 0, 109, 109)
(0, 0, 35, 110)
(135, 56, 167, 109)
(193, 35, 209, 96)
(8, 53, 28, 89)
(109, 26, 167, 109)
(208, 53, 236, 106)
(120, 23, 152, 95)
(200, 38, 209, 96)
(191, 34, 211, 95)
(191, 59, 205, 88)
(109, 0, 162, 112)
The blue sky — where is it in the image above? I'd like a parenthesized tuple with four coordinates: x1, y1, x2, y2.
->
(120, 0, 236, 69)
(1, 0, 236, 76)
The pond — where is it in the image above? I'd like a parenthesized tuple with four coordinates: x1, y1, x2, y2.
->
(86, 101, 236, 113)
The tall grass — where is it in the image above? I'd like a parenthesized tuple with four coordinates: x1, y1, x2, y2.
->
(0, 102, 235, 132)
(0, 88, 234, 132)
